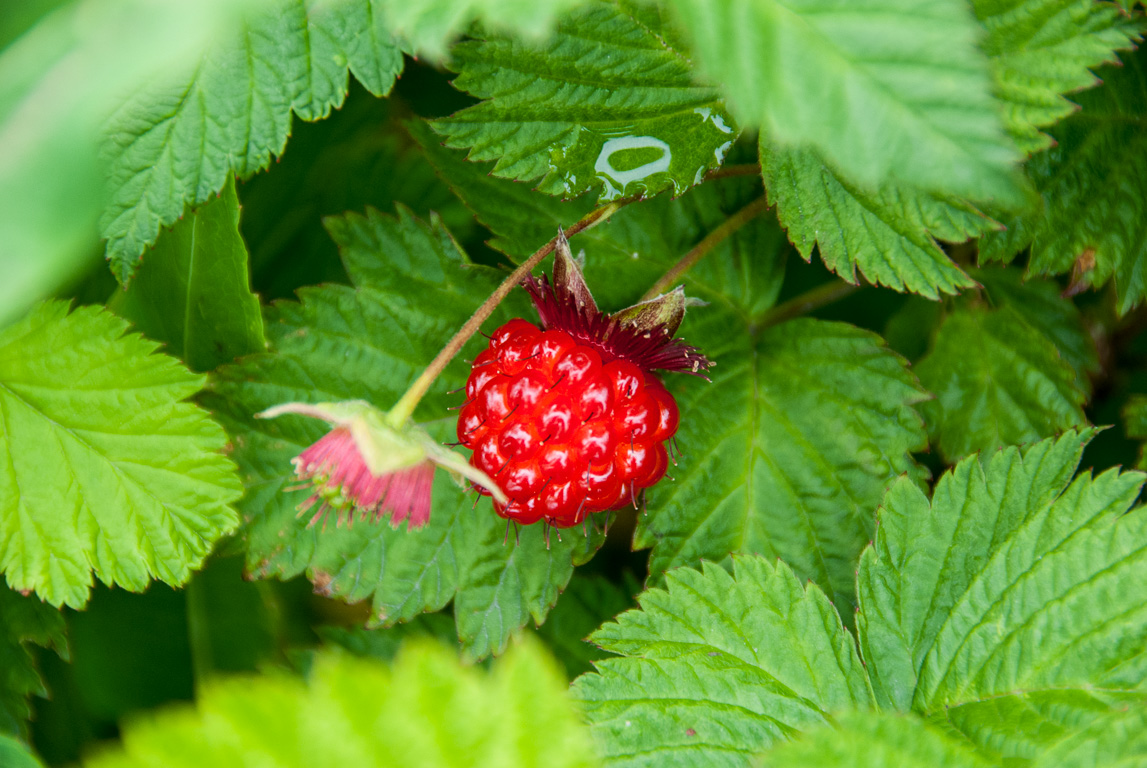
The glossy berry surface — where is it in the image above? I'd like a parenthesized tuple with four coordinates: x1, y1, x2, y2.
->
(458, 320, 679, 528)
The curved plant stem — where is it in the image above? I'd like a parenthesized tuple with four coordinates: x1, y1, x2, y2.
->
(640, 196, 769, 302)
(706, 163, 761, 180)
(759, 279, 861, 329)
(389, 198, 632, 424)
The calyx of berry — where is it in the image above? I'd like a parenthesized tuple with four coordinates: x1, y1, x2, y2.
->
(522, 231, 712, 376)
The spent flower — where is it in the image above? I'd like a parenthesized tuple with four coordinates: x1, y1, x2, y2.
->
(258, 400, 506, 529)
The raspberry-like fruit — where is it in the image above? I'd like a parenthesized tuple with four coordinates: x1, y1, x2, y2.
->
(457, 233, 710, 529)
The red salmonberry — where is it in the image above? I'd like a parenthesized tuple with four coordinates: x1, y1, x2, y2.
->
(457, 232, 711, 529)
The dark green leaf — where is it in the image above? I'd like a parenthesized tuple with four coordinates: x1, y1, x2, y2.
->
(410, 119, 595, 258)
(533, 573, 635, 678)
(100, 0, 405, 279)
(760, 142, 987, 299)
(65, 583, 194, 722)
(414, 121, 786, 315)
(0, 587, 65, 739)
(973, 267, 1099, 392)
(974, 0, 1141, 154)
(633, 313, 928, 616)
(315, 614, 459, 664)
(432, 1, 737, 203)
(241, 91, 478, 299)
(666, 0, 1021, 203)
(915, 301, 1087, 461)
(0, 735, 45, 768)
(109, 178, 264, 372)
(185, 556, 278, 678)
(1125, 395, 1147, 468)
(980, 47, 1147, 314)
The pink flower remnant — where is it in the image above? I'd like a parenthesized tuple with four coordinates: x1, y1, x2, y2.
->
(293, 427, 435, 529)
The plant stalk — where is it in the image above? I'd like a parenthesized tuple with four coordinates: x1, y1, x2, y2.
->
(640, 196, 769, 302)
(389, 199, 631, 424)
(705, 163, 761, 180)
(759, 279, 861, 329)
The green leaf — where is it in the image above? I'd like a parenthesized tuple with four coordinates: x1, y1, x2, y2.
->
(666, 0, 1021, 203)
(185, 556, 278, 678)
(414, 120, 788, 315)
(572, 558, 872, 767)
(0, 301, 241, 608)
(410, 119, 596, 258)
(753, 1, 1137, 302)
(758, 711, 989, 768)
(856, 429, 1147, 716)
(84, 638, 598, 768)
(432, 1, 737, 203)
(243, 95, 477, 299)
(973, 267, 1099, 393)
(857, 431, 1096, 711)
(1031, 705, 1147, 768)
(980, 47, 1147, 314)
(379, 0, 590, 58)
(0, 586, 65, 739)
(0, 0, 265, 327)
(927, 689, 1147, 763)
(975, 0, 1142, 154)
(760, 142, 988, 299)
(634, 313, 928, 616)
(533, 573, 635, 679)
(314, 613, 459, 664)
(913, 463, 1147, 710)
(578, 433, 1147, 766)
(109, 178, 265, 372)
(100, 0, 404, 280)
(204, 208, 605, 660)
(1126, 395, 1147, 469)
(64, 583, 195, 722)
(0, 734, 45, 768)
(915, 301, 1087, 462)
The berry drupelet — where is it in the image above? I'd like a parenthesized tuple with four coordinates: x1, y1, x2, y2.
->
(457, 232, 711, 529)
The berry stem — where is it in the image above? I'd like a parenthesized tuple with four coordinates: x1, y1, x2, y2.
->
(759, 279, 861, 328)
(640, 196, 769, 302)
(388, 198, 633, 425)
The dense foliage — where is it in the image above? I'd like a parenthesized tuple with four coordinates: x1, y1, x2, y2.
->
(3, 0, 1147, 765)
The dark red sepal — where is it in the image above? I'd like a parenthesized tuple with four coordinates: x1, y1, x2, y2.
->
(522, 230, 712, 377)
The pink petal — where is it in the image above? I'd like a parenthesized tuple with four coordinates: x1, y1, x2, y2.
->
(290, 427, 435, 530)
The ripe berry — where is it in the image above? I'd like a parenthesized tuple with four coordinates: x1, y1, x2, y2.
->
(457, 233, 711, 529)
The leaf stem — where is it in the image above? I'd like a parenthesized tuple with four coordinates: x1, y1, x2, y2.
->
(759, 279, 861, 328)
(389, 198, 633, 424)
(705, 163, 761, 180)
(640, 196, 769, 302)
